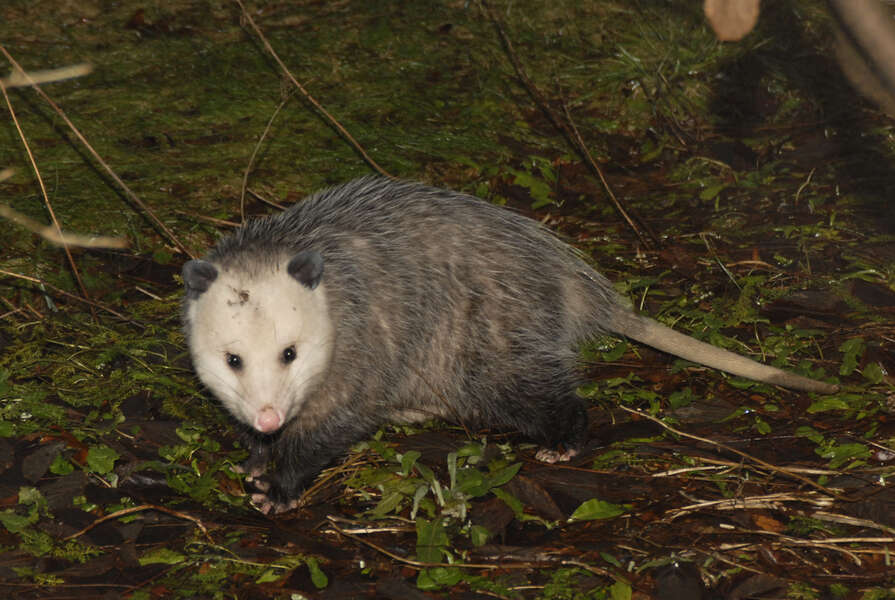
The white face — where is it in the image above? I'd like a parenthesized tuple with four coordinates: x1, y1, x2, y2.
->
(186, 263, 334, 433)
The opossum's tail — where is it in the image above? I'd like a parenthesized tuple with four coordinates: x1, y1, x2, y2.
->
(607, 309, 840, 394)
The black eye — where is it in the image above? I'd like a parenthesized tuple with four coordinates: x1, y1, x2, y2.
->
(282, 345, 296, 364)
(226, 353, 242, 370)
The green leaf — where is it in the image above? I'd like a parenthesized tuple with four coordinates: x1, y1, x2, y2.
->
(569, 498, 628, 522)
(699, 182, 727, 201)
(668, 388, 695, 409)
(138, 548, 185, 565)
(510, 168, 553, 209)
(447, 451, 458, 489)
(818, 442, 870, 469)
(754, 417, 771, 435)
(410, 484, 429, 520)
(611, 580, 633, 600)
(487, 462, 522, 488)
(399, 450, 421, 476)
(600, 552, 623, 568)
(86, 445, 119, 475)
(795, 426, 823, 444)
(469, 524, 490, 547)
(0, 510, 33, 533)
(415, 518, 448, 563)
(417, 566, 463, 590)
(49, 454, 74, 475)
(456, 443, 483, 459)
(306, 556, 328, 589)
(255, 568, 281, 583)
(838, 338, 865, 376)
(416, 569, 439, 591)
(601, 340, 629, 362)
(862, 362, 884, 384)
(492, 487, 524, 519)
(372, 490, 405, 517)
(806, 398, 849, 413)
(455, 469, 487, 497)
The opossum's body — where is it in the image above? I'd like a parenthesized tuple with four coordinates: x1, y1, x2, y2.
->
(182, 177, 837, 513)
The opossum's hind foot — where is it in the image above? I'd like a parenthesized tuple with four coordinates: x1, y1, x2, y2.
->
(535, 446, 579, 463)
(532, 394, 587, 463)
(522, 391, 588, 465)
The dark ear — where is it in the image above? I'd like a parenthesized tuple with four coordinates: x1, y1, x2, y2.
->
(182, 260, 218, 298)
(287, 250, 324, 290)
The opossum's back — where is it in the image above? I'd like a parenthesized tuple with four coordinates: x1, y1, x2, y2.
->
(213, 178, 620, 331)
(216, 178, 561, 255)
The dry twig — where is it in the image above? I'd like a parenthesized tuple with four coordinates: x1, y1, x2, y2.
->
(240, 94, 292, 222)
(63, 504, 211, 543)
(0, 269, 138, 324)
(477, 0, 655, 248)
(235, 0, 391, 178)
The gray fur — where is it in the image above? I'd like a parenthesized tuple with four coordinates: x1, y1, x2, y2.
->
(182, 177, 838, 511)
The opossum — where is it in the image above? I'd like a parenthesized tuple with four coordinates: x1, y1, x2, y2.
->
(182, 177, 838, 513)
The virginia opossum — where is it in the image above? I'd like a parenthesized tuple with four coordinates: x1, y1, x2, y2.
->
(182, 177, 838, 513)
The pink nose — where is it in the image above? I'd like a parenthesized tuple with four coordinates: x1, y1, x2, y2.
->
(255, 406, 282, 433)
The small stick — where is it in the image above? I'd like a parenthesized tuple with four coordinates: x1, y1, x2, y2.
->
(240, 94, 292, 222)
(63, 504, 211, 543)
(477, 0, 655, 248)
(234, 0, 391, 178)
(561, 99, 657, 247)
(0, 268, 138, 324)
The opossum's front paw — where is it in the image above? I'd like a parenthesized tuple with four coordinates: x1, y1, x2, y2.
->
(236, 442, 272, 479)
(535, 446, 579, 463)
(250, 489, 300, 514)
(232, 462, 266, 479)
(244, 475, 302, 515)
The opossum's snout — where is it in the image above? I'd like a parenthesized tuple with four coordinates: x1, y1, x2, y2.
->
(255, 405, 284, 433)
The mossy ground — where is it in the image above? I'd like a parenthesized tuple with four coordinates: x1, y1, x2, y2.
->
(1, 1, 893, 598)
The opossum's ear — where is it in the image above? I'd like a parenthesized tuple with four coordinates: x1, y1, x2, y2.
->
(287, 250, 324, 290)
(182, 260, 218, 298)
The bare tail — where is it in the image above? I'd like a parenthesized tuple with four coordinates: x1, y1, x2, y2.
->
(609, 310, 839, 394)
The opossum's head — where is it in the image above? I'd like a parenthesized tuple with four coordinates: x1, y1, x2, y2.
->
(181, 251, 334, 434)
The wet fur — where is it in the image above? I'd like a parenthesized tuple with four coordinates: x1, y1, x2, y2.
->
(182, 177, 836, 511)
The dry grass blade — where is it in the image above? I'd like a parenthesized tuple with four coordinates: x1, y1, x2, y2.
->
(0, 203, 128, 249)
(0, 72, 91, 310)
(1, 63, 93, 87)
(0, 45, 194, 259)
